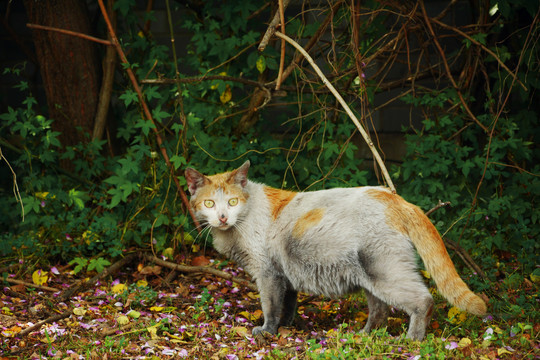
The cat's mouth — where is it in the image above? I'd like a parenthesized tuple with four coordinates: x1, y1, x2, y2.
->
(216, 223, 232, 230)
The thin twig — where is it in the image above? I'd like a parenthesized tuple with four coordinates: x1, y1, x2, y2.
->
(430, 17, 527, 91)
(142, 253, 258, 292)
(0, 146, 24, 221)
(274, 31, 396, 193)
(26, 23, 112, 46)
(419, 0, 488, 133)
(96, 0, 201, 232)
(5, 278, 60, 292)
(258, 0, 291, 52)
(275, 0, 286, 90)
(424, 200, 451, 217)
(18, 310, 72, 337)
(92, 0, 116, 141)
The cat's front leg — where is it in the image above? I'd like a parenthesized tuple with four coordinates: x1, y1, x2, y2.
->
(279, 288, 298, 326)
(252, 275, 287, 336)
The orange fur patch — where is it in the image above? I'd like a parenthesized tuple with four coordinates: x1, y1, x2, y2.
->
(366, 188, 486, 315)
(191, 170, 248, 210)
(292, 208, 325, 238)
(263, 187, 297, 220)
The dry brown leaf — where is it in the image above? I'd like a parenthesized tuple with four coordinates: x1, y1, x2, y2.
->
(191, 255, 210, 266)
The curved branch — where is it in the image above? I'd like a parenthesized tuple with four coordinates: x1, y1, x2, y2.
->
(274, 31, 396, 193)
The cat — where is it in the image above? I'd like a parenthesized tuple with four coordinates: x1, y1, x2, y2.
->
(184, 160, 487, 340)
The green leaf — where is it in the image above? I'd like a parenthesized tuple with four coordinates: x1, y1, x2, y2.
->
(119, 90, 139, 107)
(87, 258, 112, 273)
(170, 155, 186, 170)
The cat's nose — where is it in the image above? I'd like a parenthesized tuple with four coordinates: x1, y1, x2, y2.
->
(219, 215, 228, 224)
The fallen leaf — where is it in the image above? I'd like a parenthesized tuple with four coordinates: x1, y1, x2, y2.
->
(11, 284, 26, 293)
(150, 306, 164, 312)
(238, 310, 262, 322)
(497, 347, 513, 356)
(247, 292, 259, 300)
(278, 327, 291, 338)
(355, 311, 368, 323)
(191, 255, 210, 267)
(127, 310, 141, 319)
(147, 324, 159, 340)
(111, 283, 127, 294)
(233, 326, 248, 337)
(117, 315, 130, 326)
(32, 269, 48, 286)
(73, 307, 87, 316)
(458, 337, 472, 348)
(136, 279, 148, 287)
(139, 265, 161, 275)
(448, 306, 467, 324)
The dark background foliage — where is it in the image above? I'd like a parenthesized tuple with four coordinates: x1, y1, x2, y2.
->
(0, 0, 538, 285)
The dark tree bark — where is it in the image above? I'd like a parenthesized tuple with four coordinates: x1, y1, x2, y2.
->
(24, 0, 100, 151)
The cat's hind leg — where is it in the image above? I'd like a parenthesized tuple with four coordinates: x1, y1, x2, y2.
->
(361, 289, 389, 333)
(368, 276, 434, 341)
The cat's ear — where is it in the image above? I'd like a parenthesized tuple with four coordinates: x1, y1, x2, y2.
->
(185, 167, 208, 195)
(230, 160, 250, 188)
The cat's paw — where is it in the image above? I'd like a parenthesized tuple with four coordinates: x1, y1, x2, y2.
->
(252, 326, 275, 336)
(251, 326, 266, 336)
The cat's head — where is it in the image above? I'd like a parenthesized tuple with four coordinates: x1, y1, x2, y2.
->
(185, 161, 251, 231)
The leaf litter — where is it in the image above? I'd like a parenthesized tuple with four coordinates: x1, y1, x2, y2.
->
(1, 250, 538, 359)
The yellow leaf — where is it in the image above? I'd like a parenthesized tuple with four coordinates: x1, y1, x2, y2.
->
(220, 85, 232, 104)
(256, 55, 266, 74)
(162, 247, 174, 259)
(234, 326, 248, 337)
(147, 324, 159, 340)
(458, 337, 472, 348)
(2, 307, 13, 316)
(191, 244, 200, 253)
(35, 192, 50, 199)
(82, 230, 99, 245)
(448, 306, 467, 324)
(150, 306, 164, 312)
(420, 270, 431, 279)
(32, 270, 48, 286)
(355, 311, 368, 322)
(530, 273, 540, 283)
(1, 326, 22, 337)
(73, 307, 87, 316)
(127, 310, 141, 319)
(247, 292, 259, 300)
(497, 347, 513, 356)
(117, 315, 130, 326)
(111, 283, 127, 294)
(326, 329, 337, 338)
(183, 233, 194, 245)
(239, 310, 262, 322)
(136, 280, 148, 287)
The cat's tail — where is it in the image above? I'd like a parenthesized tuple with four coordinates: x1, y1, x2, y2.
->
(407, 208, 487, 316)
(368, 189, 487, 316)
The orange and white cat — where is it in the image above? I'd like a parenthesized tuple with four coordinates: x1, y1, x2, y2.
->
(185, 161, 487, 340)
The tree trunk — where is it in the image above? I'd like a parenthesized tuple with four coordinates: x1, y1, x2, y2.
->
(24, 0, 100, 152)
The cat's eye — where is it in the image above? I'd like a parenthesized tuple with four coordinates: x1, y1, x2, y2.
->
(228, 198, 238, 206)
(204, 200, 215, 208)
